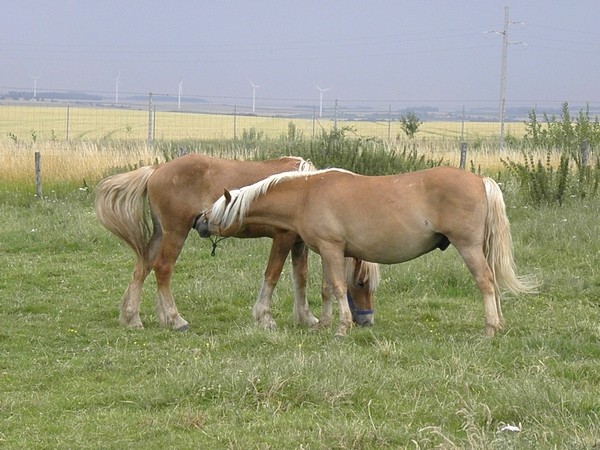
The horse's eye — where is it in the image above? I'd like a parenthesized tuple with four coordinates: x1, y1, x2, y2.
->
(357, 281, 365, 288)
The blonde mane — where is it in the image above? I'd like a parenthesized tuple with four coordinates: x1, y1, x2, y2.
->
(210, 167, 352, 229)
(345, 260, 381, 293)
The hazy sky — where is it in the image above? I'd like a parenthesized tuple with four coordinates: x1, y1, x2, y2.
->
(2, 1, 599, 110)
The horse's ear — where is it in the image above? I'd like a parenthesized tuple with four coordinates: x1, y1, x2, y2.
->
(223, 189, 232, 205)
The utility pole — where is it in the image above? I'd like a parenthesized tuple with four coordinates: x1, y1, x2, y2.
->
(498, 5, 509, 151)
(492, 6, 525, 150)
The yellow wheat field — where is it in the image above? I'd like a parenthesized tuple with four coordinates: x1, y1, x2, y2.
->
(0, 103, 526, 142)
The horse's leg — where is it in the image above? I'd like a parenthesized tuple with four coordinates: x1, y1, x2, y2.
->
(253, 232, 294, 329)
(319, 245, 353, 337)
(456, 245, 500, 337)
(119, 258, 148, 329)
(119, 226, 162, 329)
(318, 273, 334, 328)
(153, 231, 189, 331)
(496, 296, 504, 328)
(290, 240, 319, 327)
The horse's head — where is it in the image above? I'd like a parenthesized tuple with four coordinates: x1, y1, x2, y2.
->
(347, 286, 374, 326)
(346, 260, 378, 326)
(194, 212, 212, 237)
(195, 189, 236, 238)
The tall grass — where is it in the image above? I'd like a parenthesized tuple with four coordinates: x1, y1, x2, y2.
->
(0, 138, 565, 186)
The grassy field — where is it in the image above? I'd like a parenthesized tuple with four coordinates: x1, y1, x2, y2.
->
(1, 157, 599, 448)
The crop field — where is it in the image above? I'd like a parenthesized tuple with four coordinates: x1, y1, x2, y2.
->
(0, 103, 526, 143)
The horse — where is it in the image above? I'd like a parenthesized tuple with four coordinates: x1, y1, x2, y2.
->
(94, 153, 379, 331)
(196, 166, 538, 337)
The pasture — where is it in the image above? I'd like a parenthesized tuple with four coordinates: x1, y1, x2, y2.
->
(1, 158, 600, 448)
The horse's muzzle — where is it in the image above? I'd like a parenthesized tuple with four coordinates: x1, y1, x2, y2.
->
(194, 216, 212, 238)
(352, 311, 374, 327)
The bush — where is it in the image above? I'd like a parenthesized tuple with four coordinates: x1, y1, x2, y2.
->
(301, 126, 442, 175)
(501, 149, 600, 206)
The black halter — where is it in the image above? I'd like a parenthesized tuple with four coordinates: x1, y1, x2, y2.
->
(347, 292, 374, 316)
(193, 213, 226, 257)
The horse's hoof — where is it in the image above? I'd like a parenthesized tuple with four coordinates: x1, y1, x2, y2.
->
(256, 318, 277, 330)
(304, 317, 320, 328)
(484, 325, 496, 337)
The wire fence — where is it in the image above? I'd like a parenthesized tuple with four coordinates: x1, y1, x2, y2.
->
(2, 89, 600, 150)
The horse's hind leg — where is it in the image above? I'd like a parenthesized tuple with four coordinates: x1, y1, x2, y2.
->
(153, 231, 189, 331)
(456, 245, 501, 337)
(318, 274, 334, 328)
(290, 240, 319, 327)
(119, 231, 161, 329)
(120, 260, 148, 329)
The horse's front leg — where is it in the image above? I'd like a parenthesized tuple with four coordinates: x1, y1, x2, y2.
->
(290, 240, 319, 328)
(253, 231, 295, 329)
(153, 231, 189, 331)
(320, 245, 353, 337)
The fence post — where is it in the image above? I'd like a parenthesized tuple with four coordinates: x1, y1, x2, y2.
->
(35, 151, 42, 198)
(233, 105, 237, 140)
(580, 139, 589, 166)
(387, 104, 392, 142)
(459, 142, 468, 170)
(65, 105, 70, 142)
(147, 92, 154, 149)
(334, 99, 338, 131)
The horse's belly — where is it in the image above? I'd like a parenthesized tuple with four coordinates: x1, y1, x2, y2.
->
(346, 234, 441, 264)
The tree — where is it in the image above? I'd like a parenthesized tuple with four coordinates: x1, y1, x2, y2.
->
(399, 112, 422, 139)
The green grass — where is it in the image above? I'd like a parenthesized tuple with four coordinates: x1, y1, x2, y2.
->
(1, 188, 599, 449)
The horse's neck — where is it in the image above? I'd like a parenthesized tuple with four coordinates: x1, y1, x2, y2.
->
(243, 188, 300, 229)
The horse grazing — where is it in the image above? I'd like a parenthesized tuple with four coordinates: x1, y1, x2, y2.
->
(95, 153, 379, 331)
(197, 166, 538, 337)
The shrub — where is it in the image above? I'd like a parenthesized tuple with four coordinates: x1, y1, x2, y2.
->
(501, 149, 600, 206)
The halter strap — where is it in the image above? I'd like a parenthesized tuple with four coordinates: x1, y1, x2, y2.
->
(193, 212, 227, 257)
(347, 292, 374, 315)
(209, 235, 226, 257)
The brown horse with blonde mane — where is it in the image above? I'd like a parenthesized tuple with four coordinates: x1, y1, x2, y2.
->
(197, 166, 537, 337)
(95, 154, 379, 331)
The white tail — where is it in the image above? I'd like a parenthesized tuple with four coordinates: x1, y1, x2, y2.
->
(483, 178, 538, 296)
(94, 165, 156, 261)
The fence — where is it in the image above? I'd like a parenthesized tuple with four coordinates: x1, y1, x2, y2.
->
(4, 91, 570, 147)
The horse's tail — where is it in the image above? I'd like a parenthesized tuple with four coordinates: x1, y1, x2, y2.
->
(345, 258, 381, 293)
(483, 178, 538, 296)
(95, 165, 157, 262)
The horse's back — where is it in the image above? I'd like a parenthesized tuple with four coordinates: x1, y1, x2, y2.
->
(147, 154, 307, 231)
(289, 167, 488, 262)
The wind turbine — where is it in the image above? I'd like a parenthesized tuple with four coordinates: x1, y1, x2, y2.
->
(178, 79, 183, 110)
(115, 73, 122, 104)
(250, 80, 261, 113)
(315, 84, 330, 117)
(31, 75, 41, 99)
